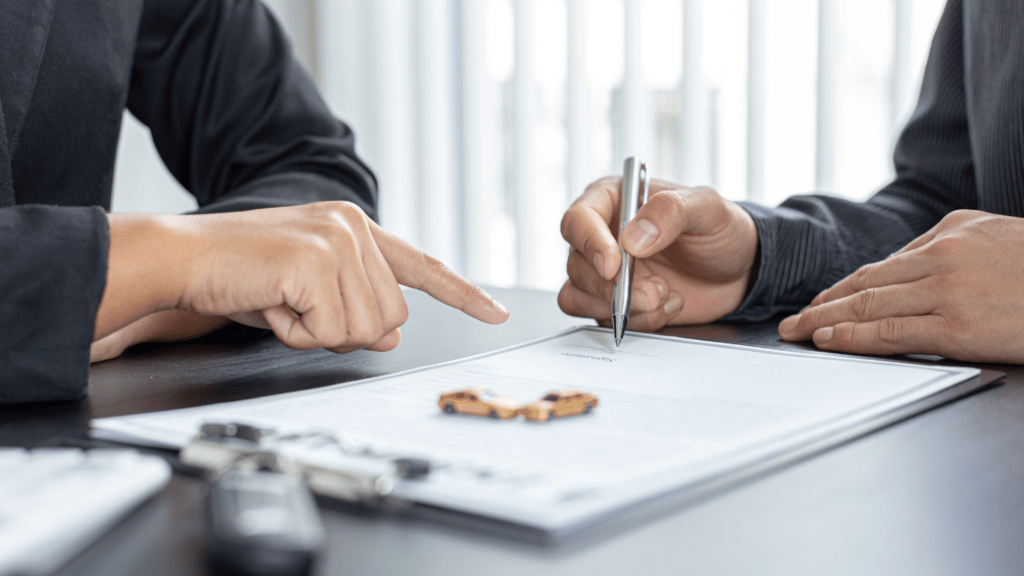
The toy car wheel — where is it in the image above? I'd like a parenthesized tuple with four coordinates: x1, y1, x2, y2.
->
(585, 403, 593, 413)
(489, 410, 499, 419)
(444, 403, 455, 414)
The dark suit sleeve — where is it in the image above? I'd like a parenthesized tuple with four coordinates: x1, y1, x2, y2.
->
(127, 0, 377, 218)
(0, 206, 108, 403)
(723, 0, 975, 322)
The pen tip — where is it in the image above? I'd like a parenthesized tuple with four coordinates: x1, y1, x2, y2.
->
(615, 337, 622, 347)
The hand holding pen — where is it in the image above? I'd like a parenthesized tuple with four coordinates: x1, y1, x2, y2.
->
(558, 166, 759, 335)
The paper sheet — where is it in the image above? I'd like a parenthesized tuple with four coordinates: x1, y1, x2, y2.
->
(92, 327, 979, 532)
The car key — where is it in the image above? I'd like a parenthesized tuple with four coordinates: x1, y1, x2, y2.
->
(206, 469, 325, 576)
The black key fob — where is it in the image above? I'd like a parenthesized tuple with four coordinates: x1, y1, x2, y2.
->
(206, 470, 325, 576)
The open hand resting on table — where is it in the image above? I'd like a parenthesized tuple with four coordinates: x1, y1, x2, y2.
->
(93, 201, 509, 361)
(558, 176, 758, 330)
(778, 210, 1024, 363)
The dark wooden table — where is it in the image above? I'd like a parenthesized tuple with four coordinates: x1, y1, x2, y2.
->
(3, 287, 1024, 576)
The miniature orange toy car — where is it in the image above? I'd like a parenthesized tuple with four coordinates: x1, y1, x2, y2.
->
(519, 389, 599, 422)
(438, 387, 521, 419)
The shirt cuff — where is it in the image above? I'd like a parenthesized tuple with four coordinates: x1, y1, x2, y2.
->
(720, 200, 845, 323)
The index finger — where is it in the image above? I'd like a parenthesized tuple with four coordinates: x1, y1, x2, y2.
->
(370, 224, 510, 324)
(561, 176, 687, 279)
(806, 251, 933, 309)
(561, 177, 621, 279)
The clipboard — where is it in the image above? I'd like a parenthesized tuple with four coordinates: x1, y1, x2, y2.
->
(91, 327, 999, 540)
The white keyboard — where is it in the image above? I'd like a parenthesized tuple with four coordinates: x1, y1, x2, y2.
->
(0, 448, 172, 576)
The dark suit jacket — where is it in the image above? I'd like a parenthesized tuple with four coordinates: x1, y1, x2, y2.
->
(726, 0, 1022, 322)
(0, 0, 376, 403)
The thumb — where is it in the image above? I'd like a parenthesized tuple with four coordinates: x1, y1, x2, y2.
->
(621, 186, 731, 258)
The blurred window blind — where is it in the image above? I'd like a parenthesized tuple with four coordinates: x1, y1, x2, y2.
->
(114, 0, 945, 291)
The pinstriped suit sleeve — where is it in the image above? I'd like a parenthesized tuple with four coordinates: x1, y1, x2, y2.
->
(723, 0, 975, 322)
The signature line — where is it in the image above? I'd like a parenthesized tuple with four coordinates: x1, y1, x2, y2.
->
(567, 344, 659, 358)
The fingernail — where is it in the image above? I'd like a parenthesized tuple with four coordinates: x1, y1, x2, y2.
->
(815, 326, 833, 343)
(594, 252, 606, 277)
(625, 219, 659, 252)
(779, 314, 800, 334)
(664, 292, 684, 316)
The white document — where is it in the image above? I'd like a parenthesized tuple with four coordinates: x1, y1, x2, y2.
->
(92, 327, 979, 533)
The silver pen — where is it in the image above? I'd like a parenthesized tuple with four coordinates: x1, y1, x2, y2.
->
(612, 157, 649, 347)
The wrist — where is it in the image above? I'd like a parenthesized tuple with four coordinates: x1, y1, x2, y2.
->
(112, 213, 189, 310)
(140, 310, 232, 343)
(96, 213, 190, 339)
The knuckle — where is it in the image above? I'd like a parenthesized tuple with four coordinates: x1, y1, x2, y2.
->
(323, 202, 368, 234)
(557, 282, 576, 314)
(650, 190, 686, 223)
(944, 308, 972, 337)
(943, 208, 979, 226)
(933, 269, 959, 293)
(800, 304, 822, 327)
(924, 235, 958, 259)
(576, 232, 599, 263)
(849, 264, 873, 291)
(312, 310, 347, 347)
(320, 235, 355, 266)
(566, 249, 583, 280)
(336, 200, 366, 220)
(313, 212, 357, 247)
(564, 177, 617, 237)
(381, 296, 410, 331)
(560, 209, 576, 241)
(690, 186, 728, 219)
(687, 186, 719, 207)
(392, 302, 410, 328)
(423, 255, 464, 295)
(927, 277, 949, 304)
(876, 317, 903, 346)
(850, 288, 878, 321)
(297, 237, 336, 271)
(423, 253, 450, 276)
(325, 328, 349, 349)
(350, 320, 382, 346)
